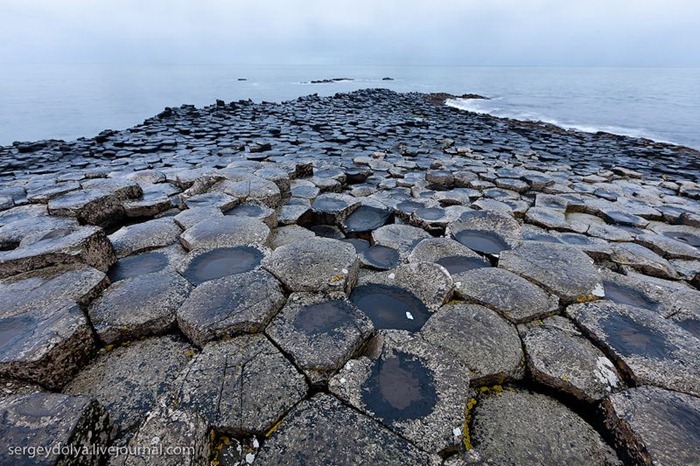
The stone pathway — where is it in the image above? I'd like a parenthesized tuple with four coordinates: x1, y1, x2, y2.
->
(1, 89, 699, 465)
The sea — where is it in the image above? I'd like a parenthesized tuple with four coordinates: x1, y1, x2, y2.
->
(1, 65, 698, 149)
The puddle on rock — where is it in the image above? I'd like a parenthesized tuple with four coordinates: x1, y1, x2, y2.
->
(361, 350, 437, 423)
(182, 246, 263, 285)
(224, 204, 266, 217)
(603, 281, 659, 312)
(663, 231, 700, 248)
(292, 300, 355, 337)
(343, 238, 370, 253)
(396, 200, 425, 215)
(343, 206, 392, 233)
(602, 313, 678, 359)
(0, 314, 37, 350)
(350, 284, 430, 331)
(436, 255, 490, 274)
(361, 246, 401, 270)
(108, 252, 169, 282)
(414, 207, 445, 221)
(313, 197, 350, 212)
(453, 229, 510, 255)
(559, 233, 593, 245)
(308, 225, 345, 239)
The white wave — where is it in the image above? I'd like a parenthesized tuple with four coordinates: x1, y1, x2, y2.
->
(446, 97, 673, 145)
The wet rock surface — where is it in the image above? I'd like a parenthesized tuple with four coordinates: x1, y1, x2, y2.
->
(1, 89, 699, 463)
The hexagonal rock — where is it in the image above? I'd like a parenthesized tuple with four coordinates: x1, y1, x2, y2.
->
(0, 226, 116, 279)
(525, 206, 575, 231)
(602, 386, 700, 466)
(408, 237, 490, 274)
(329, 331, 470, 453)
(177, 270, 285, 346)
(64, 336, 193, 438)
(0, 393, 112, 466)
(566, 301, 700, 397)
(121, 397, 210, 466)
(224, 202, 278, 229)
(0, 215, 79, 250)
(177, 245, 268, 286)
(636, 232, 700, 260)
(357, 262, 453, 310)
(218, 176, 282, 208)
(266, 292, 374, 385)
(256, 393, 440, 466)
(519, 316, 621, 402)
(0, 301, 95, 390)
(173, 206, 224, 230)
(89, 271, 193, 345)
(181, 191, 238, 211)
(269, 225, 316, 249)
(174, 335, 307, 435)
(610, 242, 678, 280)
(454, 268, 559, 323)
(301, 193, 360, 225)
(421, 304, 524, 385)
(470, 390, 619, 465)
(107, 244, 185, 283)
(499, 241, 604, 303)
(48, 188, 126, 226)
(179, 216, 271, 251)
(109, 217, 182, 258)
(448, 210, 522, 256)
(341, 205, 394, 235)
(262, 237, 359, 294)
(371, 223, 432, 258)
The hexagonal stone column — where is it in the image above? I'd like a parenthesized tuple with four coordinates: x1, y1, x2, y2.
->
(262, 237, 359, 294)
(177, 270, 286, 346)
(499, 241, 605, 303)
(88, 271, 193, 344)
(602, 386, 700, 466)
(0, 393, 112, 465)
(175, 334, 307, 436)
(454, 267, 559, 323)
(266, 292, 373, 384)
(179, 216, 271, 251)
(0, 226, 116, 279)
(64, 336, 193, 440)
(566, 301, 700, 396)
(177, 245, 268, 286)
(468, 390, 619, 464)
(329, 331, 470, 453)
(109, 217, 182, 258)
(519, 316, 621, 402)
(421, 303, 524, 385)
(256, 394, 440, 465)
(448, 210, 522, 256)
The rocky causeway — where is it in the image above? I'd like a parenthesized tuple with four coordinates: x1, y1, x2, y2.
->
(0, 88, 698, 465)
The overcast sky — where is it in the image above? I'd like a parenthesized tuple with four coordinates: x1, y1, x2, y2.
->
(1, 0, 698, 66)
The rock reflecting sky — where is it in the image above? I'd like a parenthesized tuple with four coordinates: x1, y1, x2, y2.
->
(1, 0, 698, 65)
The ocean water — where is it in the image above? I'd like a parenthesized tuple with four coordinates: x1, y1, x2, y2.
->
(0, 65, 698, 149)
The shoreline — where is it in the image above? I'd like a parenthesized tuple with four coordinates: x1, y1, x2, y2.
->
(0, 88, 698, 465)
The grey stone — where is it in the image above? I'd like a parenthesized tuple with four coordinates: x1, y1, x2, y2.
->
(329, 330, 471, 453)
(64, 336, 193, 437)
(179, 216, 271, 251)
(421, 303, 525, 385)
(177, 270, 285, 346)
(121, 397, 210, 466)
(602, 386, 700, 466)
(357, 262, 453, 310)
(454, 267, 559, 323)
(173, 206, 224, 230)
(262, 237, 359, 294)
(371, 223, 431, 258)
(519, 316, 622, 402)
(109, 217, 182, 258)
(0, 393, 112, 466)
(636, 232, 700, 261)
(0, 215, 79, 250)
(268, 225, 315, 249)
(174, 335, 307, 435)
(499, 241, 605, 303)
(470, 390, 619, 465)
(0, 226, 116, 279)
(224, 202, 278, 229)
(217, 175, 282, 207)
(566, 301, 700, 396)
(448, 210, 522, 256)
(304, 193, 360, 225)
(89, 271, 193, 344)
(408, 237, 490, 274)
(182, 191, 238, 211)
(256, 393, 440, 466)
(266, 292, 374, 384)
(48, 188, 126, 226)
(610, 242, 679, 279)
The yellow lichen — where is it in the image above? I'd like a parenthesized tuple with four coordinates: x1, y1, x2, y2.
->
(561, 374, 570, 382)
(463, 397, 478, 450)
(329, 275, 345, 283)
(576, 294, 598, 303)
(185, 349, 195, 357)
(265, 420, 283, 437)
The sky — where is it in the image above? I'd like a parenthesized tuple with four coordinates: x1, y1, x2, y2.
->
(0, 0, 698, 66)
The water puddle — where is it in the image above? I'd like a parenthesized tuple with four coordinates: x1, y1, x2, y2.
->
(343, 206, 392, 233)
(602, 313, 677, 359)
(453, 229, 510, 255)
(0, 314, 37, 350)
(292, 300, 355, 337)
(602, 281, 659, 311)
(361, 246, 401, 270)
(225, 204, 266, 217)
(362, 350, 437, 423)
(350, 284, 430, 331)
(182, 246, 263, 285)
(108, 251, 169, 282)
(663, 231, 700, 248)
(436, 255, 490, 274)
